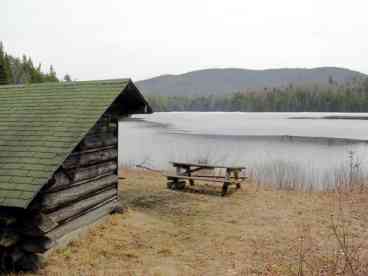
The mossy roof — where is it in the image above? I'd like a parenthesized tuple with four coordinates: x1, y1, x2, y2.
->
(0, 79, 148, 209)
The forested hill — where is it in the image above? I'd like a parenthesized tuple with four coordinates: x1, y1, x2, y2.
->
(136, 67, 365, 97)
(0, 42, 70, 85)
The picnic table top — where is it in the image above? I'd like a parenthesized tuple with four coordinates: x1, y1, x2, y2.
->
(170, 161, 245, 170)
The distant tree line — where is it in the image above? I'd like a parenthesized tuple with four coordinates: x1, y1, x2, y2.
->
(147, 77, 368, 112)
(0, 42, 71, 85)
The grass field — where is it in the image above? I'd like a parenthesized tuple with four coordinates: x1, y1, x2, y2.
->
(33, 169, 368, 276)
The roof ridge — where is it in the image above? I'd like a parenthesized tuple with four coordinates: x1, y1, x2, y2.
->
(0, 78, 131, 90)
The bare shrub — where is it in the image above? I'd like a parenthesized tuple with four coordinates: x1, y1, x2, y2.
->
(324, 192, 368, 276)
(332, 151, 366, 193)
(286, 192, 368, 276)
(287, 223, 318, 276)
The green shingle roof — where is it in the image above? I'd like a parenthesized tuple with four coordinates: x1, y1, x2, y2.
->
(0, 79, 139, 209)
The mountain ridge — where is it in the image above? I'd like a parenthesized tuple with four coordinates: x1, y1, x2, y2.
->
(136, 67, 366, 97)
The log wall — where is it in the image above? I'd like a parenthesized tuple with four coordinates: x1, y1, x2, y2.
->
(0, 113, 121, 272)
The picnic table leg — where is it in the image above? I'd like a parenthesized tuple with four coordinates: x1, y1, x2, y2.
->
(221, 169, 231, 196)
(174, 167, 180, 187)
(234, 169, 241, 189)
(185, 167, 195, 186)
(169, 166, 185, 190)
(166, 167, 183, 190)
(176, 166, 181, 175)
(221, 182, 229, 196)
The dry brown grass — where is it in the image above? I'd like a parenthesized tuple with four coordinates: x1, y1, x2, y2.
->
(24, 169, 368, 276)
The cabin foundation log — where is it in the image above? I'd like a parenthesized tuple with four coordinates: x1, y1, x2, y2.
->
(47, 188, 117, 223)
(19, 237, 55, 254)
(46, 199, 118, 241)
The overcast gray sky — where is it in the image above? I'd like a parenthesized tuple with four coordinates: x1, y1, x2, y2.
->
(2, 0, 367, 81)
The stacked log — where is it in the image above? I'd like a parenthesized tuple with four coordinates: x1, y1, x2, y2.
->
(0, 115, 121, 272)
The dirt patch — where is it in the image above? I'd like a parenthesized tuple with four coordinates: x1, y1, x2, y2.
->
(33, 169, 368, 275)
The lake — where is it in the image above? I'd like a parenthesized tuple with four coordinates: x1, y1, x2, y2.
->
(119, 112, 368, 190)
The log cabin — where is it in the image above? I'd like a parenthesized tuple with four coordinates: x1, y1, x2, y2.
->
(0, 79, 152, 271)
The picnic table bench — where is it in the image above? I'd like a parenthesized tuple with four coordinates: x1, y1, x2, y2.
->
(164, 161, 246, 196)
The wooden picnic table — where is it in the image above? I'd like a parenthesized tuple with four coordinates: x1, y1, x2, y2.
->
(164, 161, 246, 196)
